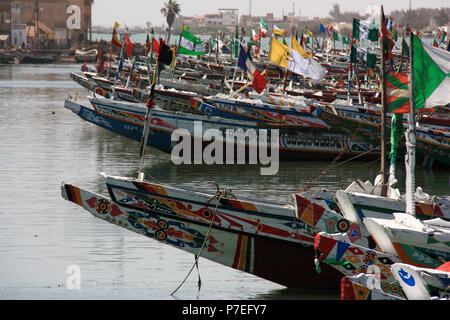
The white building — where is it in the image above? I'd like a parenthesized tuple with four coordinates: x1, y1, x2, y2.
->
(204, 9, 238, 27)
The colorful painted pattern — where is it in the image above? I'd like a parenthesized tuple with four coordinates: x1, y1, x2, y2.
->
(316, 104, 450, 166)
(105, 177, 314, 246)
(294, 193, 380, 250)
(61, 181, 345, 288)
(314, 232, 405, 297)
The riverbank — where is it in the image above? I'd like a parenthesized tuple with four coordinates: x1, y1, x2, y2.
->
(0, 40, 147, 65)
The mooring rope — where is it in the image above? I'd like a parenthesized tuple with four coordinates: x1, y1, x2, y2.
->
(302, 104, 391, 192)
(170, 181, 224, 296)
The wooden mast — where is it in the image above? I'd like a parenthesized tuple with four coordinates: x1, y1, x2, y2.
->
(380, 5, 388, 197)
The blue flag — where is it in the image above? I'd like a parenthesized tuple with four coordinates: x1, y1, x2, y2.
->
(320, 23, 326, 34)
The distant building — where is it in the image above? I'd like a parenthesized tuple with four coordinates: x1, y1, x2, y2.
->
(0, 0, 93, 49)
(203, 9, 238, 27)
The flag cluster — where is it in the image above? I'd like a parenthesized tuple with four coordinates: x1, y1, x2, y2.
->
(352, 18, 379, 42)
(350, 44, 376, 68)
(269, 37, 327, 84)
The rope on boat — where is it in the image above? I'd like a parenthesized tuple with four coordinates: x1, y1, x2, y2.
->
(303, 102, 393, 192)
(302, 142, 390, 192)
(170, 181, 225, 296)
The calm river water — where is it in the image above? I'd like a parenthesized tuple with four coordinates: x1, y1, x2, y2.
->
(0, 63, 448, 300)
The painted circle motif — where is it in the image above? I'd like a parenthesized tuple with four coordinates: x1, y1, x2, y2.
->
(203, 209, 211, 217)
(391, 284, 400, 294)
(157, 219, 169, 230)
(155, 230, 167, 241)
(337, 219, 350, 232)
(96, 199, 111, 215)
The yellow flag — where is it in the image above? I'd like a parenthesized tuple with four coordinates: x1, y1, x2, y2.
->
(170, 48, 176, 67)
(305, 28, 314, 38)
(114, 22, 120, 29)
(269, 37, 290, 68)
(291, 36, 311, 58)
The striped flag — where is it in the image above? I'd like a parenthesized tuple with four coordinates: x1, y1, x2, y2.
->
(351, 44, 376, 68)
(386, 72, 410, 113)
(260, 17, 268, 38)
(238, 45, 266, 93)
(352, 18, 379, 41)
(251, 28, 259, 42)
(412, 34, 450, 110)
(178, 28, 205, 56)
(273, 24, 287, 36)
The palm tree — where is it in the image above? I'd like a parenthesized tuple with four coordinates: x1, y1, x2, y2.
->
(161, 0, 181, 42)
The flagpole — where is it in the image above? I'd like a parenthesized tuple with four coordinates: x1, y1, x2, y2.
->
(138, 53, 160, 181)
(171, 24, 184, 81)
(126, 56, 136, 88)
(106, 42, 113, 79)
(112, 37, 125, 95)
(229, 26, 241, 95)
(405, 32, 416, 215)
(215, 32, 219, 65)
(347, 39, 353, 104)
(107, 26, 117, 79)
(397, 33, 405, 72)
(378, 6, 389, 197)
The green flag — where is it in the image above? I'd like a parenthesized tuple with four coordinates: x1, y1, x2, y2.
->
(352, 18, 379, 41)
(351, 44, 376, 68)
(333, 30, 349, 44)
(389, 113, 404, 166)
(178, 29, 205, 56)
(412, 34, 450, 110)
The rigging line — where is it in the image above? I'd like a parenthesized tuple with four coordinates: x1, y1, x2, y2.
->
(170, 182, 223, 296)
(302, 142, 390, 192)
(303, 101, 392, 191)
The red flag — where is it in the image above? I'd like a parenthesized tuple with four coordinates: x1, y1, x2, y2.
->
(111, 28, 122, 48)
(125, 33, 134, 57)
(96, 42, 104, 74)
(381, 10, 395, 62)
(152, 37, 160, 54)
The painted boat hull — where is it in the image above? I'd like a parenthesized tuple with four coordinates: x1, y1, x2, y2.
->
(315, 105, 450, 167)
(61, 177, 343, 289)
(65, 98, 380, 162)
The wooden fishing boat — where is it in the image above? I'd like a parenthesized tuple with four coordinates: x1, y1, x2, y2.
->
(0, 50, 22, 64)
(314, 103, 450, 167)
(292, 179, 450, 298)
(16, 50, 55, 63)
(65, 96, 380, 162)
(75, 48, 98, 63)
(61, 173, 343, 289)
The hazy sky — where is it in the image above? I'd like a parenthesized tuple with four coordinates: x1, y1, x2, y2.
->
(92, 0, 450, 27)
